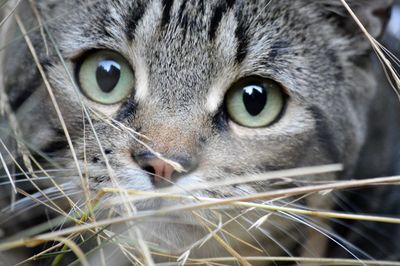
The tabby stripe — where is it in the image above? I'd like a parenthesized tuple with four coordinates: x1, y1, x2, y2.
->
(9, 60, 47, 111)
(125, 1, 149, 40)
(178, 0, 188, 21)
(42, 141, 68, 154)
(308, 105, 341, 163)
(41, 127, 68, 154)
(10, 85, 38, 111)
(177, 0, 189, 33)
(161, 0, 174, 27)
(208, 0, 236, 40)
(234, 10, 249, 63)
(115, 97, 136, 122)
(198, 0, 205, 14)
(212, 106, 229, 133)
(268, 41, 290, 61)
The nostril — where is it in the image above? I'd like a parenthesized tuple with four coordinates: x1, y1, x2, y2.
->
(143, 165, 155, 175)
(132, 151, 197, 185)
(141, 160, 174, 186)
(143, 165, 156, 184)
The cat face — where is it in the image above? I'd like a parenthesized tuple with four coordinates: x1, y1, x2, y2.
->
(0, 0, 394, 260)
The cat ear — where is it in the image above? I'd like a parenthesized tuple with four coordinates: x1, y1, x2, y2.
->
(320, 0, 393, 38)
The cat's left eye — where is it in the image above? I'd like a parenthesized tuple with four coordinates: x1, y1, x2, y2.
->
(77, 50, 134, 105)
(225, 77, 285, 128)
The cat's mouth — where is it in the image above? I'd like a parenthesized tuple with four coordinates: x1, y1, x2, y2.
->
(87, 167, 262, 214)
(105, 189, 204, 214)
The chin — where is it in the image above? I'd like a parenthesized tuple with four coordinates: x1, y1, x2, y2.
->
(108, 211, 228, 260)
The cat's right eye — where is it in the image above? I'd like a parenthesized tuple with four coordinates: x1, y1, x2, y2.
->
(77, 50, 134, 105)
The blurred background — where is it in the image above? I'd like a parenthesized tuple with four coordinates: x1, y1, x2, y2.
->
(390, 0, 400, 37)
(386, 0, 400, 53)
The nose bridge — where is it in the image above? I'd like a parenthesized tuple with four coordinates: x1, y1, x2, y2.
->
(146, 35, 211, 106)
(142, 116, 199, 156)
(145, 127, 180, 155)
(132, 119, 200, 185)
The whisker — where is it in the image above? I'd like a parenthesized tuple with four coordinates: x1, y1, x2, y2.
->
(282, 212, 369, 264)
(242, 215, 300, 264)
(0, 141, 16, 193)
(0, 168, 72, 179)
(0, 191, 80, 227)
(0, 0, 21, 28)
(1, 183, 77, 213)
(329, 218, 389, 257)
(0, 175, 68, 187)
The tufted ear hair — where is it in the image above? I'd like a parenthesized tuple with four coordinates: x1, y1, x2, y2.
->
(319, 0, 393, 38)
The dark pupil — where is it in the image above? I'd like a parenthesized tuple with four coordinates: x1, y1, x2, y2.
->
(96, 60, 121, 93)
(242, 85, 268, 116)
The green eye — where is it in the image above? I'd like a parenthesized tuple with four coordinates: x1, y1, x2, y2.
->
(77, 50, 134, 104)
(225, 77, 285, 128)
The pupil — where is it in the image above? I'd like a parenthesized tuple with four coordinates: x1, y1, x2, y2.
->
(96, 60, 121, 93)
(242, 85, 267, 116)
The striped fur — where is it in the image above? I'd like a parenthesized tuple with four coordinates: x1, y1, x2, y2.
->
(1, 0, 399, 264)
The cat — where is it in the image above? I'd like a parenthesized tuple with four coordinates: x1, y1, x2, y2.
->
(0, 0, 400, 265)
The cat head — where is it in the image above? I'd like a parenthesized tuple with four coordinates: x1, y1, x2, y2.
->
(0, 0, 395, 258)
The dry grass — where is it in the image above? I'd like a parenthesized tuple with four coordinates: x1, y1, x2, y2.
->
(0, 0, 400, 265)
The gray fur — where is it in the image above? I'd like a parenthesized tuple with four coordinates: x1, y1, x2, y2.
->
(0, 0, 399, 264)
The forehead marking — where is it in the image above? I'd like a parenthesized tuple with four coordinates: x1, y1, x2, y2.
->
(234, 11, 249, 64)
(161, 0, 174, 27)
(208, 0, 237, 40)
(125, 1, 149, 41)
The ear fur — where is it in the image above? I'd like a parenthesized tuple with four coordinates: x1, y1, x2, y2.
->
(319, 0, 393, 38)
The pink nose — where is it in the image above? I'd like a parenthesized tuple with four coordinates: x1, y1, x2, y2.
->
(133, 151, 196, 187)
(145, 159, 175, 184)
